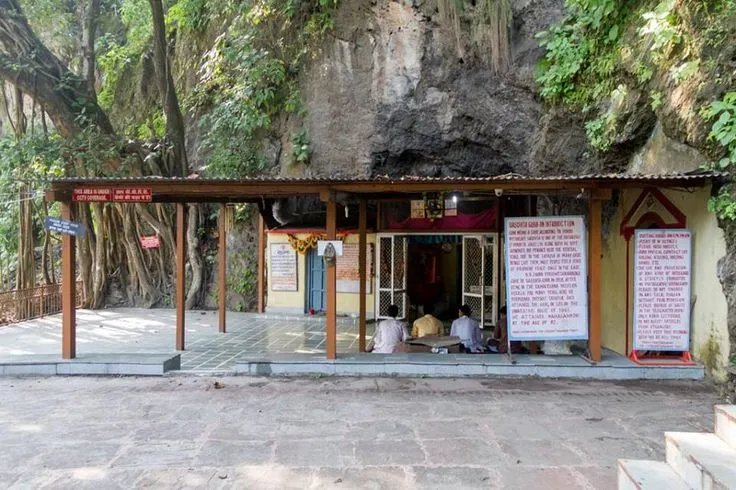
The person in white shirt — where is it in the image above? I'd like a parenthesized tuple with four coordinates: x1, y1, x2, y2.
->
(450, 304, 484, 353)
(367, 304, 408, 354)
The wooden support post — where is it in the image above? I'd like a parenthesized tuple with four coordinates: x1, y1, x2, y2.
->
(358, 200, 367, 352)
(218, 204, 227, 333)
(257, 214, 265, 314)
(176, 203, 186, 351)
(588, 194, 603, 363)
(61, 202, 76, 360)
(326, 199, 337, 360)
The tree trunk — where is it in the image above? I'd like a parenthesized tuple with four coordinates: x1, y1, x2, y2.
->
(0, 0, 112, 137)
(185, 204, 203, 309)
(81, 0, 101, 100)
(41, 201, 52, 285)
(12, 85, 26, 138)
(148, 0, 188, 177)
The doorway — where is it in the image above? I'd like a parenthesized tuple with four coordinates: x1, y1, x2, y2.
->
(376, 233, 499, 327)
(407, 237, 461, 321)
(306, 248, 326, 313)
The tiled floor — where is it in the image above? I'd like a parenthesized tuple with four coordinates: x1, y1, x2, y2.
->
(0, 309, 375, 372)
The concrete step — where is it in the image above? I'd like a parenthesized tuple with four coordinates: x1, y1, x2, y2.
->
(665, 431, 736, 490)
(617, 459, 690, 490)
(716, 405, 736, 450)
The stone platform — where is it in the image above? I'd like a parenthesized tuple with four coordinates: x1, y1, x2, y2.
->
(236, 351, 704, 380)
(0, 353, 180, 376)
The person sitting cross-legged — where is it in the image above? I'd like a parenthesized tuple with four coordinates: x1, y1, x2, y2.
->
(411, 303, 443, 338)
(367, 305, 409, 353)
(450, 304, 484, 353)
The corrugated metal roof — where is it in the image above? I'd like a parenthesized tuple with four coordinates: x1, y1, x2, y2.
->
(48, 171, 725, 184)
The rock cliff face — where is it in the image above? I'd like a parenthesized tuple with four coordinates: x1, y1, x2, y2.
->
(287, 0, 593, 179)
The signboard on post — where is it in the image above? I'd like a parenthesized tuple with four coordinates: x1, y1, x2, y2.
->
(505, 216, 588, 341)
(633, 229, 692, 351)
(44, 217, 86, 237)
(270, 243, 298, 291)
(317, 240, 343, 257)
(139, 235, 160, 249)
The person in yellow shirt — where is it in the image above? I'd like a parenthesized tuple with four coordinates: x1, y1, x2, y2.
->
(411, 304, 443, 338)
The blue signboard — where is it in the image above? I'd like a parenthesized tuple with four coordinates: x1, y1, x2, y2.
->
(44, 217, 86, 237)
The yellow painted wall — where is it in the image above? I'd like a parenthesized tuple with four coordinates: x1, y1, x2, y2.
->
(265, 233, 376, 317)
(601, 186, 730, 379)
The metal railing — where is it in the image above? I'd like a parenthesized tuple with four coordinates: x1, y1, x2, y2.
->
(0, 282, 84, 325)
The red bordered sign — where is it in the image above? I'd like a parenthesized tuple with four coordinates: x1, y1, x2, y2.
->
(139, 235, 160, 249)
(72, 188, 112, 202)
(72, 187, 152, 202)
(113, 188, 152, 202)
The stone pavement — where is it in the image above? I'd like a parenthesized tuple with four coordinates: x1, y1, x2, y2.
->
(0, 376, 716, 489)
(0, 309, 373, 371)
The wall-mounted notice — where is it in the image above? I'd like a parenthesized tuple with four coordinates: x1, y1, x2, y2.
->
(336, 244, 373, 293)
(634, 229, 691, 351)
(505, 216, 588, 341)
(270, 243, 298, 291)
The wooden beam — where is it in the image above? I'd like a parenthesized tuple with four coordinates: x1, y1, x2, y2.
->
(326, 200, 337, 360)
(176, 203, 186, 351)
(588, 196, 603, 363)
(218, 204, 227, 333)
(61, 202, 76, 360)
(358, 200, 367, 352)
(257, 213, 265, 314)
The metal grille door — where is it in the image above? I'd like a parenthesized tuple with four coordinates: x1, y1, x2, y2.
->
(462, 234, 498, 327)
(376, 234, 408, 319)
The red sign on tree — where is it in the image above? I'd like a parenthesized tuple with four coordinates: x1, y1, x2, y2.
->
(139, 236, 160, 249)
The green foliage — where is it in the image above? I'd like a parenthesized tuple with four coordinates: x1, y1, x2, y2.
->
(638, 0, 681, 57)
(135, 112, 166, 140)
(191, 0, 340, 178)
(289, 129, 310, 165)
(585, 112, 616, 151)
(97, 0, 153, 110)
(650, 90, 663, 111)
(705, 93, 736, 219)
(20, 0, 79, 64)
(536, 0, 632, 109)
(635, 62, 654, 84)
(167, 0, 210, 33)
(0, 133, 64, 267)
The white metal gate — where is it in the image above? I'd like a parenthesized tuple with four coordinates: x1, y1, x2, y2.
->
(462, 234, 498, 328)
(376, 234, 408, 319)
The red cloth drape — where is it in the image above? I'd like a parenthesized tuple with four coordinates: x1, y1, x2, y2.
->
(386, 206, 496, 230)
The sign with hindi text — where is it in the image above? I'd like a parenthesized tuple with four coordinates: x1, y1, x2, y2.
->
(270, 243, 298, 291)
(633, 229, 691, 351)
(72, 187, 152, 202)
(113, 188, 152, 202)
(505, 216, 588, 341)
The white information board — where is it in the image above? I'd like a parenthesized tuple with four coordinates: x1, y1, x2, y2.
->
(505, 216, 588, 341)
(633, 229, 691, 351)
(270, 243, 298, 291)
